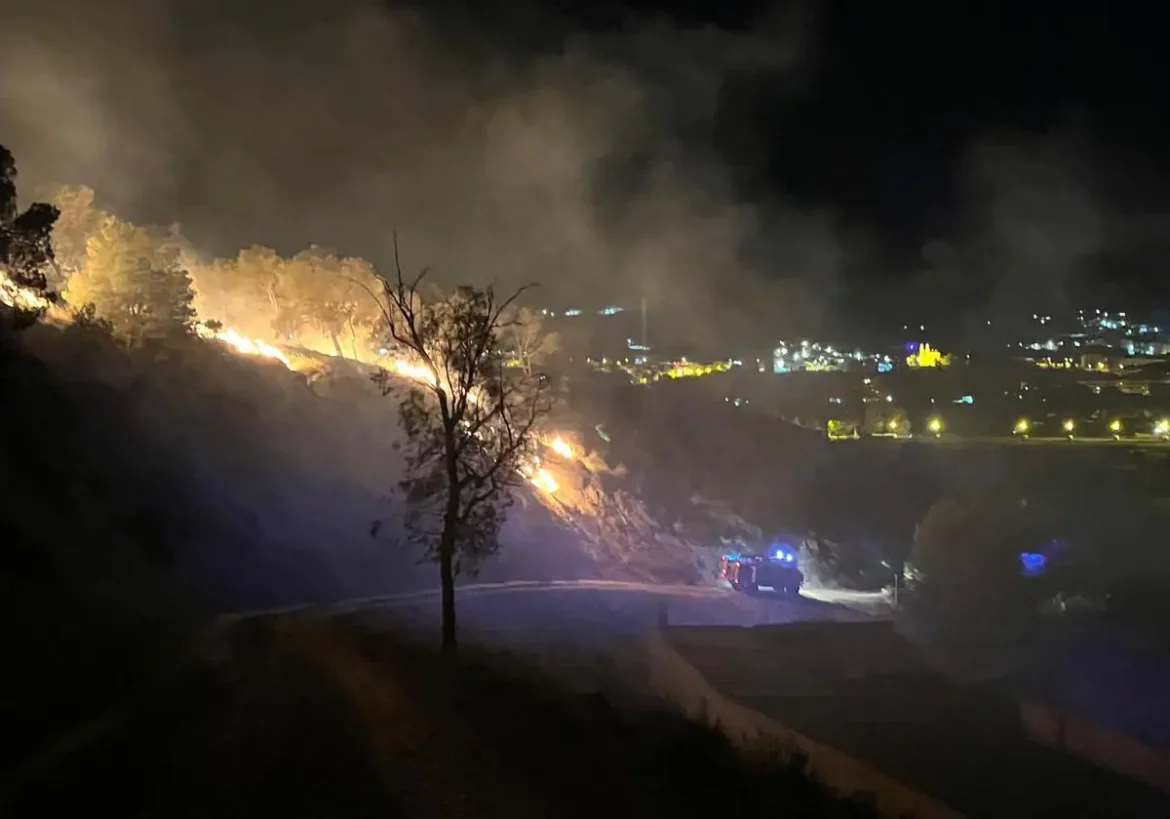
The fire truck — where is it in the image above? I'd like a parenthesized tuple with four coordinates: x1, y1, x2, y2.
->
(720, 544, 804, 595)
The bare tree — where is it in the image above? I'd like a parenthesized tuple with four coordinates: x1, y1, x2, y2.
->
(368, 240, 552, 653)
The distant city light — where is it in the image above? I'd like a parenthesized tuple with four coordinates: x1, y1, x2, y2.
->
(906, 343, 950, 368)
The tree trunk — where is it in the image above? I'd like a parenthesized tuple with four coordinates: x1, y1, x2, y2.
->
(439, 532, 457, 654)
(440, 415, 461, 654)
(329, 329, 345, 359)
(347, 317, 359, 359)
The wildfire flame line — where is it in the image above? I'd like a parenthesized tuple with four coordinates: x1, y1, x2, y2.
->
(4, 265, 573, 497)
(196, 324, 292, 368)
(389, 355, 565, 494)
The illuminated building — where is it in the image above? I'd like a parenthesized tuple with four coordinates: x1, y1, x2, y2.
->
(905, 343, 951, 368)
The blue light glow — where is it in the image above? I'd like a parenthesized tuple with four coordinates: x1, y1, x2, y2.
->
(1020, 552, 1047, 576)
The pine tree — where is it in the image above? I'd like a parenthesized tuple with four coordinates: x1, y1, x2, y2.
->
(63, 216, 195, 345)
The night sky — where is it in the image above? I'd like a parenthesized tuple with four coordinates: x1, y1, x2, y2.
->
(757, 2, 1165, 239)
(1, 0, 1168, 341)
(411, 0, 1170, 335)
(563, 0, 1168, 271)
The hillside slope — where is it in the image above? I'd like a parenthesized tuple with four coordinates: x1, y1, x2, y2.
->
(14, 324, 720, 609)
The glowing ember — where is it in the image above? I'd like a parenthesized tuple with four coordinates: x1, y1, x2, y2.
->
(518, 459, 558, 494)
(390, 357, 484, 403)
(531, 467, 558, 494)
(547, 435, 574, 459)
(393, 358, 438, 386)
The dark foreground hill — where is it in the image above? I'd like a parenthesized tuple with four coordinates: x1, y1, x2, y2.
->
(0, 321, 729, 774)
(0, 618, 886, 819)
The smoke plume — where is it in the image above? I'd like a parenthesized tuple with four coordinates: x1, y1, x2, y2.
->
(0, 0, 832, 348)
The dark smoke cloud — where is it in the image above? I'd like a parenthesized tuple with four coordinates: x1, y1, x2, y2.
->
(906, 127, 1117, 344)
(0, 0, 834, 345)
(924, 114, 1170, 348)
(961, 130, 1103, 315)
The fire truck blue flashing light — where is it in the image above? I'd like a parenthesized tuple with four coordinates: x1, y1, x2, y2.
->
(722, 547, 796, 563)
(1020, 552, 1047, 577)
(772, 546, 796, 563)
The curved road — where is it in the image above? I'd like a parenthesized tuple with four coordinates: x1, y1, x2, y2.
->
(217, 580, 889, 625)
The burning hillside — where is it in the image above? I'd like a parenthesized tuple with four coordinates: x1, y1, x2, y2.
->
(0, 157, 743, 605)
(2, 260, 718, 604)
(195, 324, 291, 368)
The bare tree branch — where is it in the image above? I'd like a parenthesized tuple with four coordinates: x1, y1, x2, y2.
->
(366, 236, 551, 653)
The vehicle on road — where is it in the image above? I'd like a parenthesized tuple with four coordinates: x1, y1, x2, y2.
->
(720, 545, 804, 595)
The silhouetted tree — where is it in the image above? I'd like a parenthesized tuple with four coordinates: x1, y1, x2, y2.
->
(369, 238, 551, 653)
(0, 145, 59, 328)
